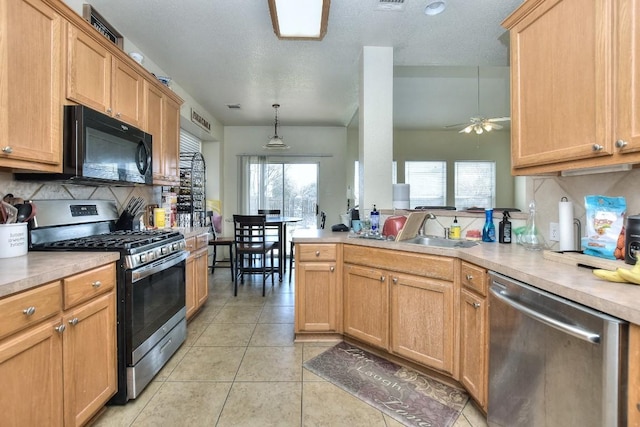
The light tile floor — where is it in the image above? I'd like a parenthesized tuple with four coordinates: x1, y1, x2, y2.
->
(91, 266, 488, 427)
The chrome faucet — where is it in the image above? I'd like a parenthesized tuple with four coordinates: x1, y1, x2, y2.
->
(419, 212, 438, 236)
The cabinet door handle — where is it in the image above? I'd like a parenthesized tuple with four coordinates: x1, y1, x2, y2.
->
(392, 277, 398, 283)
(616, 139, 628, 149)
(466, 274, 473, 281)
(380, 276, 385, 282)
(68, 317, 79, 326)
(106, 107, 112, 114)
(92, 280, 102, 288)
(23, 306, 36, 316)
(330, 266, 335, 272)
(55, 324, 66, 334)
(315, 251, 320, 256)
(115, 112, 121, 118)
(592, 144, 604, 151)
(1, 146, 13, 154)
(473, 302, 481, 308)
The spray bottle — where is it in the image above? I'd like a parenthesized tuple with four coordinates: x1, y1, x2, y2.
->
(499, 211, 512, 244)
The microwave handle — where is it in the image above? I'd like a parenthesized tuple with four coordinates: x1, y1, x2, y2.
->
(136, 140, 151, 175)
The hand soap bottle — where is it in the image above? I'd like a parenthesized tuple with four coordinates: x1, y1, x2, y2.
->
(371, 204, 380, 233)
(450, 216, 461, 239)
(482, 208, 496, 242)
(499, 211, 512, 244)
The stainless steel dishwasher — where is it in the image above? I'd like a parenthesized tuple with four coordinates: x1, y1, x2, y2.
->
(488, 271, 628, 427)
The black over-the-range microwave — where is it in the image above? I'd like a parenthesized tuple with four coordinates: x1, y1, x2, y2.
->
(16, 105, 153, 186)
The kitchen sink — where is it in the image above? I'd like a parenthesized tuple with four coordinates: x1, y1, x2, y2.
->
(401, 236, 478, 248)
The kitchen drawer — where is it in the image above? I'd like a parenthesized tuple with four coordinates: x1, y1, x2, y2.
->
(63, 263, 116, 309)
(185, 236, 197, 253)
(196, 233, 209, 249)
(461, 261, 487, 296)
(344, 245, 454, 281)
(298, 244, 337, 262)
(0, 281, 62, 340)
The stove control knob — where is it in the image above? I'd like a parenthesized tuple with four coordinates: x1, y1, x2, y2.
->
(161, 246, 168, 255)
(139, 253, 147, 263)
(172, 242, 178, 251)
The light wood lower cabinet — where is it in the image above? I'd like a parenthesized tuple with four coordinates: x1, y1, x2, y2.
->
(343, 245, 457, 375)
(295, 244, 341, 334)
(343, 264, 389, 349)
(459, 261, 489, 410)
(390, 272, 456, 376)
(186, 234, 210, 320)
(0, 262, 117, 427)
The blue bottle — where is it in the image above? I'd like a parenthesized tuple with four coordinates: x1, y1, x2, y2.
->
(482, 209, 496, 242)
(371, 204, 380, 232)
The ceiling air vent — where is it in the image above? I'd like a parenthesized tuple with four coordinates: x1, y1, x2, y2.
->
(226, 104, 241, 109)
(376, 0, 406, 11)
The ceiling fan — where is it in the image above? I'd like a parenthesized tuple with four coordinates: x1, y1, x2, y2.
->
(445, 66, 510, 134)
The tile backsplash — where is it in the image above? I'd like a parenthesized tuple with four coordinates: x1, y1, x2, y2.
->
(528, 168, 640, 251)
(0, 171, 159, 213)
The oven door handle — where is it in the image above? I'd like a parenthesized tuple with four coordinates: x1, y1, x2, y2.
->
(131, 251, 189, 283)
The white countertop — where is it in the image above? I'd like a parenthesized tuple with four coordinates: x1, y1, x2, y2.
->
(293, 229, 640, 325)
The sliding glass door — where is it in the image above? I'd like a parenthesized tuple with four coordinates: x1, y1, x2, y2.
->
(240, 155, 319, 231)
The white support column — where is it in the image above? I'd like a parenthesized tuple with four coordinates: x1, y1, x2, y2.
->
(358, 46, 393, 216)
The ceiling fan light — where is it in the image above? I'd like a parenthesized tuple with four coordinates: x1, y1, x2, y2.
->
(461, 125, 473, 134)
(483, 122, 493, 132)
(474, 125, 483, 134)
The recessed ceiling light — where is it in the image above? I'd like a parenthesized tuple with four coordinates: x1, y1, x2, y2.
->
(424, 0, 446, 16)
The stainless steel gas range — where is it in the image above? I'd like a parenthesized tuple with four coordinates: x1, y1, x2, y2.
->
(29, 199, 188, 404)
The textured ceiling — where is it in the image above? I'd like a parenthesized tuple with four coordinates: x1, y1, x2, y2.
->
(79, 0, 524, 129)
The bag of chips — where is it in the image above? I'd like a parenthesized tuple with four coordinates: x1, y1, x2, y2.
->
(582, 195, 626, 260)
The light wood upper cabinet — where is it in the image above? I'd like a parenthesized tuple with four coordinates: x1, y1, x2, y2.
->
(66, 25, 143, 128)
(0, 0, 63, 172)
(503, 0, 640, 174)
(145, 81, 181, 185)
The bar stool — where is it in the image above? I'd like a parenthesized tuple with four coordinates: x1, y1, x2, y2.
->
(207, 211, 234, 277)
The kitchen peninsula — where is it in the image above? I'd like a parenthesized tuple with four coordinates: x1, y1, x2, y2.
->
(293, 229, 640, 423)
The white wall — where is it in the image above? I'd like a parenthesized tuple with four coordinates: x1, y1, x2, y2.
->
(222, 126, 347, 234)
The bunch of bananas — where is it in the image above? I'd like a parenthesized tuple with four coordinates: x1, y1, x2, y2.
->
(592, 260, 640, 284)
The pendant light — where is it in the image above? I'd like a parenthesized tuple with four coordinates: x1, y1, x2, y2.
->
(264, 103, 290, 150)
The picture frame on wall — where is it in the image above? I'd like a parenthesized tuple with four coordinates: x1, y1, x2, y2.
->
(82, 4, 124, 49)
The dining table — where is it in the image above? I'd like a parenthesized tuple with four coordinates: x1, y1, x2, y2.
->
(265, 216, 302, 280)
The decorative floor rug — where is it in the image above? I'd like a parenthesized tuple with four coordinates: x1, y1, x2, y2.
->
(303, 341, 468, 427)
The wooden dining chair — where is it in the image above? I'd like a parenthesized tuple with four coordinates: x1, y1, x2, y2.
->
(233, 214, 277, 296)
(207, 211, 234, 277)
(289, 211, 325, 283)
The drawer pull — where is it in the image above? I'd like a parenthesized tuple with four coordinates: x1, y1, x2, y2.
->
(392, 277, 398, 284)
(315, 251, 320, 257)
(473, 302, 481, 308)
(68, 317, 79, 326)
(92, 280, 102, 288)
(466, 274, 473, 281)
(23, 306, 36, 316)
(330, 266, 335, 272)
(592, 144, 604, 151)
(380, 276, 386, 282)
(2, 146, 13, 154)
(616, 139, 628, 149)
(55, 324, 66, 334)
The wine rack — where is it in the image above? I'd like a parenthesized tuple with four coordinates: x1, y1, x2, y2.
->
(178, 152, 206, 227)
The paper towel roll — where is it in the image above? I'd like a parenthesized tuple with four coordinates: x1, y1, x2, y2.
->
(559, 199, 575, 251)
(393, 184, 410, 209)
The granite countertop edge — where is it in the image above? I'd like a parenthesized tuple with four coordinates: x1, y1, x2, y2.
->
(293, 229, 640, 325)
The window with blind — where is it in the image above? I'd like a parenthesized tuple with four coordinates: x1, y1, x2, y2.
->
(405, 161, 446, 208)
(454, 161, 495, 209)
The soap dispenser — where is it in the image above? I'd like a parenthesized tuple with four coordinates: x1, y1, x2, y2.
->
(371, 204, 380, 232)
(482, 209, 496, 242)
(450, 216, 461, 239)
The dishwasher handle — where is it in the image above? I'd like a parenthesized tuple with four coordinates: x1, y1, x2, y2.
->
(490, 285, 601, 344)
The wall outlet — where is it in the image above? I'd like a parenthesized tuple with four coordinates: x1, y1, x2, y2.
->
(550, 222, 560, 241)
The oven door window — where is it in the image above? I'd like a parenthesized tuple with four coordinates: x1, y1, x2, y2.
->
(126, 260, 185, 360)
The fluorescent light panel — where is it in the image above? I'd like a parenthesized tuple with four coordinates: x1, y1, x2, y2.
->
(269, 0, 330, 40)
